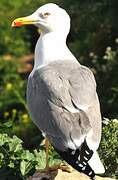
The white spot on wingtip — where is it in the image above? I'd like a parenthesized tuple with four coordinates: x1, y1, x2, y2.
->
(82, 166, 86, 171)
(78, 155, 80, 161)
(83, 156, 88, 161)
(85, 150, 89, 155)
(83, 161, 87, 165)
(78, 163, 83, 167)
(89, 171, 92, 175)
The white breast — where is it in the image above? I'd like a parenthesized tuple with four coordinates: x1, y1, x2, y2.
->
(34, 32, 77, 70)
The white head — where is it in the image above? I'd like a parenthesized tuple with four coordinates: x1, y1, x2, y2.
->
(12, 3, 70, 37)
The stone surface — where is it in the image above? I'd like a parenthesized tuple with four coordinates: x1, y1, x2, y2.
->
(27, 169, 116, 180)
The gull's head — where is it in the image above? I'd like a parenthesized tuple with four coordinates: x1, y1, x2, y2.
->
(12, 3, 70, 36)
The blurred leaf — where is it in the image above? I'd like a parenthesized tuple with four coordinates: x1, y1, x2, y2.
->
(21, 150, 35, 161)
(20, 160, 33, 176)
(34, 149, 46, 169)
(8, 161, 15, 168)
(9, 135, 23, 152)
(2, 121, 13, 128)
(0, 134, 9, 146)
(99, 119, 118, 177)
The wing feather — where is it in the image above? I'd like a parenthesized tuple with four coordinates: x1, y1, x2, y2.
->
(27, 61, 101, 151)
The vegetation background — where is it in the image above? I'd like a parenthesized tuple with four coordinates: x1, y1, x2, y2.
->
(0, 0, 118, 179)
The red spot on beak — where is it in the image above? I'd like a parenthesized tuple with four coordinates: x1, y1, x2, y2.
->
(14, 21, 23, 27)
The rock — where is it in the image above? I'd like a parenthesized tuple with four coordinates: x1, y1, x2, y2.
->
(27, 169, 116, 180)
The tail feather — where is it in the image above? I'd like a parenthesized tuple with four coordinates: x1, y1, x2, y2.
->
(88, 151, 105, 174)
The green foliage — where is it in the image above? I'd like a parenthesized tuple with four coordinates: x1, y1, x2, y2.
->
(0, 133, 61, 179)
(89, 42, 118, 117)
(0, 57, 41, 148)
(0, 119, 117, 179)
(99, 119, 118, 178)
(0, 57, 27, 134)
(0, 0, 29, 56)
(0, 133, 36, 178)
(0, 0, 59, 56)
(0, 58, 27, 113)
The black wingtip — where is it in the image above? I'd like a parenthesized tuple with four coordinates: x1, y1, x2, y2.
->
(55, 140, 95, 179)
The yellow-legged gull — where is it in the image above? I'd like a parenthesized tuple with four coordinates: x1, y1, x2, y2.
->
(12, 3, 105, 179)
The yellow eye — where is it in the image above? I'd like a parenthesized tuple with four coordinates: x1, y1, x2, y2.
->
(43, 12, 51, 17)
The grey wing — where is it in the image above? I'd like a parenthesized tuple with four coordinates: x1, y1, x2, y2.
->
(69, 66, 102, 148)
(27, 64, 101, 151)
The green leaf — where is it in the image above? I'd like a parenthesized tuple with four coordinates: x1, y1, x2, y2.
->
(0, 153, 4, 159)
(3, 121, 13, 128)
(9, 135, 23, 152)
(34, 150, 46, 169)
(0, 134, 8, 146)
(21, 150, 35, 161)
(8, 161, 14, 168)
(20, 160, 33, 176)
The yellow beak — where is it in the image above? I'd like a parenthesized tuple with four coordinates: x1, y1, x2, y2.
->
(11, 16, 37, 27)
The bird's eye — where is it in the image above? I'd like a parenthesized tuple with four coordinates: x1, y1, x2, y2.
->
(43, 12, 51, 17)
(39, 12, 51, 19)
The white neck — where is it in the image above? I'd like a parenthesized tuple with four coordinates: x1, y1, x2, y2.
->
(33, 32, 77, 70)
